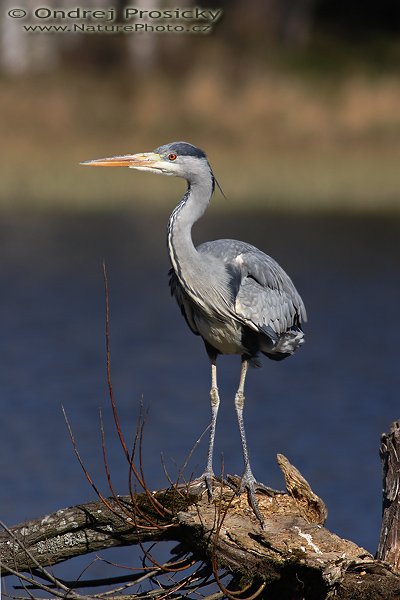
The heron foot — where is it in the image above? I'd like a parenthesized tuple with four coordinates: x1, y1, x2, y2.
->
(194, 469, 219, 499)
(227, 471, 280, 525)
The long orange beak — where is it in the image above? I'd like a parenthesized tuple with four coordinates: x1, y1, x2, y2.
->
(80, 152, 163, 169)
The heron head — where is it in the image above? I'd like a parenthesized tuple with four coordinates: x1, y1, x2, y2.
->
(81, 141, 213, 183)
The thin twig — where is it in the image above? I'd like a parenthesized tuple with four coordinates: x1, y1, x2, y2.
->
(103, 262, 138, 478)
(62, 406, 123, 517)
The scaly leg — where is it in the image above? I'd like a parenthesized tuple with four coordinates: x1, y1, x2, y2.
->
(234, 358, 274, 523)
(200, 360, 220, 496)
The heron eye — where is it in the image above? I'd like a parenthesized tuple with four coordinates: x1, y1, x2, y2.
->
(168, 153, 177, 161)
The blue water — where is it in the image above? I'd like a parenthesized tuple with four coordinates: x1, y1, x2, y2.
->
(1, 210, 399, 577)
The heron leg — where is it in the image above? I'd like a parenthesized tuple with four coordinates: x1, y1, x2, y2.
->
(235, 358, 251, 473)
(234, 358, 274, 523)
(200, 359, 220, 497)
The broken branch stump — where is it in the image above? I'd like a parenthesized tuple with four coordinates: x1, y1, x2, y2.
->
(377, 420, 400, 570)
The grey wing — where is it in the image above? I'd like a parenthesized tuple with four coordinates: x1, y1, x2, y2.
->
(235, 253, 306, 336)
(198, 240, 306, 336)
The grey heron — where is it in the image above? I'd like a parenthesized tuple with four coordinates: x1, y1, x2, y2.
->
(82, 142, 307, 522)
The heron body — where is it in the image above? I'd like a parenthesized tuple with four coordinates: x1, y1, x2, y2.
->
(169, 238, 305, 361)
(82, 142, 306, 522)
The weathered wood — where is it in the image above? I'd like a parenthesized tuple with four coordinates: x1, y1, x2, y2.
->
(377, 420, 400, 570)
(0, 495, 171, 574)
(277, 453, 328, 525)
(2, 454, 400, 599)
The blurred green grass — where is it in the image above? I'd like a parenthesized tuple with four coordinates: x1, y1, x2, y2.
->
(2, 69, 400, 213)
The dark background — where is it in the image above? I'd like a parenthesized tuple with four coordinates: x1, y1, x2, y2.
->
(1, 0, 400, 590)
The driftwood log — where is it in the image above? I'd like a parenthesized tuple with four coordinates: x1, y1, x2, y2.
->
(2, 439, 400, 600)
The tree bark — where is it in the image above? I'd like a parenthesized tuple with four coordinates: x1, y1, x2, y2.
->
(2, 453, 400, 600)
(377, 420, 400, 570)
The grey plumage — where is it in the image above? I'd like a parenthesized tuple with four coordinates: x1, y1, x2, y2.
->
(82, 141, 307, 523)
(170, 238, 306, 363)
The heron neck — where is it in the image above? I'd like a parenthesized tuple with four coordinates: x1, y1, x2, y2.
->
(167, 176, 213, 276)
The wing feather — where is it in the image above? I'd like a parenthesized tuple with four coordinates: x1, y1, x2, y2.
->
(197, 240, 306, 336)
(234, 250, 306, 335)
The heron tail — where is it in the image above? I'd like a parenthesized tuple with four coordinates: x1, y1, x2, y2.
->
(262, 326, 305, 362)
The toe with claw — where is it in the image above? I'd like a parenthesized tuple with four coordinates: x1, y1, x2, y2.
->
(195, 469, 218, 498)
(229, 469, 279, 524)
